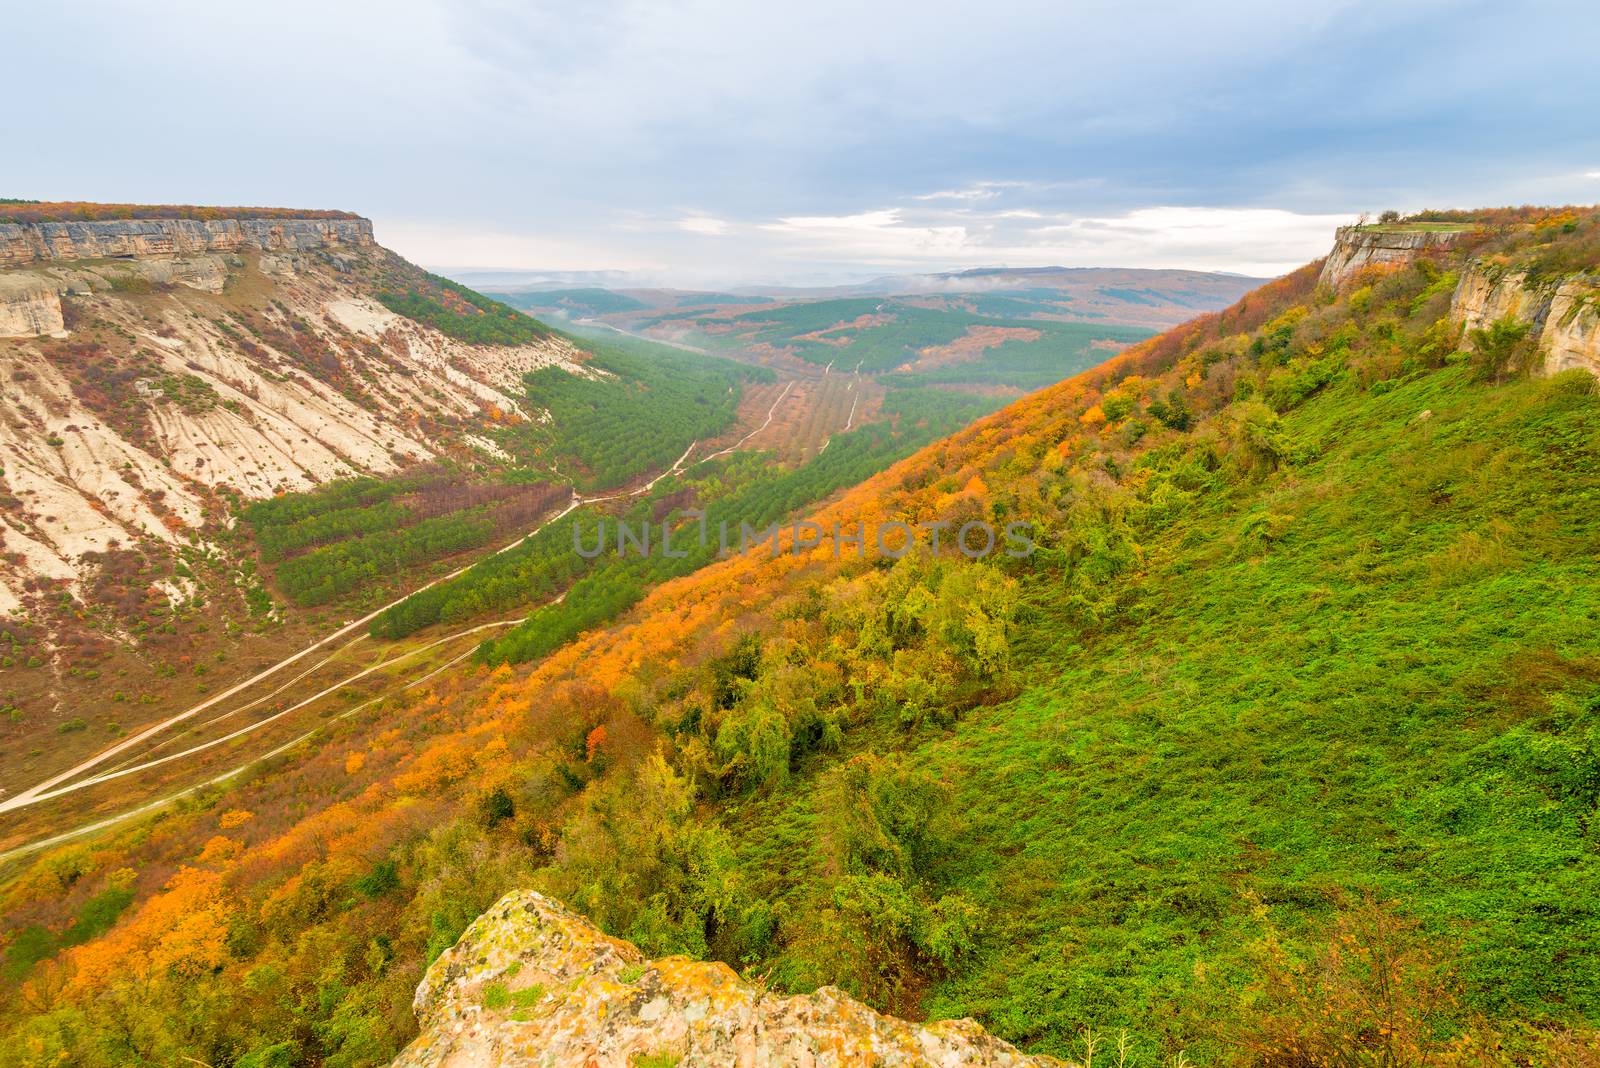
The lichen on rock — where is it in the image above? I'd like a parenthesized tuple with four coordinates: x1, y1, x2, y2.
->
(392, 890, 1070, 1068)
(1451, 264, 1600, 376)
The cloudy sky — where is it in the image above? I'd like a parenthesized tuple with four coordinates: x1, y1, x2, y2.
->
(9, 0, 1600, 285)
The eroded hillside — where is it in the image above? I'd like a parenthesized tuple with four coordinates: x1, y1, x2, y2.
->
(0, 210, 615, 799)
(0, 227, 589, 614)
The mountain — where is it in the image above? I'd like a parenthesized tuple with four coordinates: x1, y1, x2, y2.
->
(2, 208, 1599, 1067)
(0, 209, 590, 610)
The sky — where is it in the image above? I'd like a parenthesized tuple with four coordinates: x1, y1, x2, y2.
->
(8, 0, 1600, 287)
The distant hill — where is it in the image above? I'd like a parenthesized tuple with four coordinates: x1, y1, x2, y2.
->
(625, 294, 1154, 391)
(733, 266, 1269, 327)
(496, 287, 650, 317)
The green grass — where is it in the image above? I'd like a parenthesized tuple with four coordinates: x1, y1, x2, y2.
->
(725, 365, 1600, 1060)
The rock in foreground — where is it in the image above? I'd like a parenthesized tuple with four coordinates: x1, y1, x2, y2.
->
(393, 890, 1069, 1068)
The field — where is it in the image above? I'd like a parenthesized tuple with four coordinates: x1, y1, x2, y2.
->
(713, 368, 883, 464)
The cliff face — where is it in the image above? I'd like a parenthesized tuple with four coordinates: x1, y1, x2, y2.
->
(0, 216, 374, 268)
(1318, 226, 1466, 288)
(0, 238, 586, 615)
(0, 274, 65, 336)
(1451, 264, 1600, 375)
(393, 890, 1068, 1068)
(1318, 223, 1600, 376)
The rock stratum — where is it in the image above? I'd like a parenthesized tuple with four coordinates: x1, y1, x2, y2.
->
(0, 215, 374, 268)
(1450, 263, 1600, 375)
(393, 890, 1068, 1068)
(1318, 225, 1469, 287)
(1318, 223, 1600, 377)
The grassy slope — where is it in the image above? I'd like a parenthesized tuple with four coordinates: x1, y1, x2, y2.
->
(728, 363, 1600, 1059)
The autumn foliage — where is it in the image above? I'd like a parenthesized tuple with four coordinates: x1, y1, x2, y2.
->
(0, 201, 362, 225)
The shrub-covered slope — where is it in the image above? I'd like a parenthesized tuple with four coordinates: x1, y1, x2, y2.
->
(4, 211, 1599, 1067)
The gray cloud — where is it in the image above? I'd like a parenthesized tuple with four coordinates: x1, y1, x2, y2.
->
(7, 0, 1598, 283)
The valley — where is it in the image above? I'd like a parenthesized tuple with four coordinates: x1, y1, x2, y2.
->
(10, 3, 1600, 1064)
(0, 205, 1134, 861)
(3, 204, 1598, 1068)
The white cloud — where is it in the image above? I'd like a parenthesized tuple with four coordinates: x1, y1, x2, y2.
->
(1012, 206, 1355, 274)
(764, 209, 909, 231)
(386, 199, 1357, 284)
(915, 185, 1005, 202)
(1586, 170, 1600, 179)
(751, 203, 1352, 277)
(677, 215, 732, 235)
(760, 209, 972, 264)
(376, 219, 660, 272)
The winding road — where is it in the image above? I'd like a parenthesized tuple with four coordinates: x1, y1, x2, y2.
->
(0, 437, 706, 846)
(0, 376, 835, 863)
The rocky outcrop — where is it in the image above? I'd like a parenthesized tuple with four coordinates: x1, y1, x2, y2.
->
(1451, 264, 1600, 376)
(0, 274, 64, 337)
(0, 216, 374, 267)
(393, 890, 1069, 1068)
(1545, 278, 1600, 374)
(1319, 226, 1468, 288)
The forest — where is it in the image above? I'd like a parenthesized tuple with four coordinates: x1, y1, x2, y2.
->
(243, 474, 568, 608)
(477, 384, 1000, 665)
(496, 334, 772, 490)
(371, 385, 997, 647)
(243, 331, 771, 610)
(496, 288, 649, 317)
(375, 270, 552, 346)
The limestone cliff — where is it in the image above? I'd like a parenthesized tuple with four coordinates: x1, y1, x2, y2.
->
(0, 274, 65, 337)
(0, 215, 373, 268)
(0, 229, 586, 615)
(393, 890, 1069, 1068)
(1319, 225, 1467, 288)
(1451, 264, 1600, 376)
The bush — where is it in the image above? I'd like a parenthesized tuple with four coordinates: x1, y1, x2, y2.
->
(1468, 315, 1534, 383)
